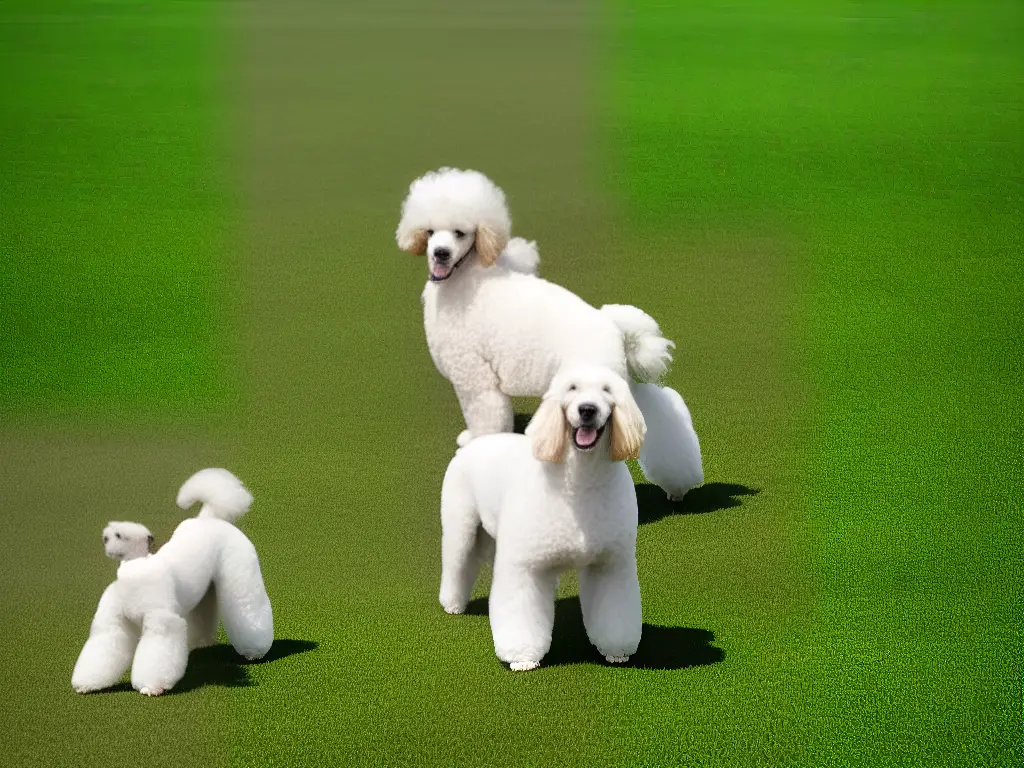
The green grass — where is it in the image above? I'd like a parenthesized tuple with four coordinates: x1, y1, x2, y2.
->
(1, 1, 1021, 766)
(612, 1, 1023, 764)
(0, 0, 228, 418)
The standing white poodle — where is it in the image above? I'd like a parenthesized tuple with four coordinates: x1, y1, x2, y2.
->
(72, 468, 273, 696)
(396, 167, 703, 500)
(439, 365, 644, 671)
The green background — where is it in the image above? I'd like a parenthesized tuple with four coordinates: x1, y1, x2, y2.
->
(1, 1, 1020, 765)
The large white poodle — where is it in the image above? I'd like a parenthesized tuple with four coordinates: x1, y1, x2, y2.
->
(439, 365, 644, 671)
(396, 167, 703, 499)
(72, 468, 274, 696)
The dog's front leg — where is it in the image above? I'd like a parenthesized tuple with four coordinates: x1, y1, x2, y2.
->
(131, 610, 189, 696)
(454, 383, 514, 447)
(489, 563, 558, 671)
(579, 557, 642, 664)
(439, 476, 489, 614)
(72, 585, 140, 693)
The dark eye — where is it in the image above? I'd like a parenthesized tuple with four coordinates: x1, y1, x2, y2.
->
(426, 229, 434, 236)
(115, 532, 122, 540)
(567, 384, 577, 392)
(603, 385, 612, 394)
(103, 536, 109, 543)
(454, 230, 466, 239)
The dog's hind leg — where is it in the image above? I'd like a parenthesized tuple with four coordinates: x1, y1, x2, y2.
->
(633, 383, 704, 501)
(578, 556, 642, 664)
(131, 610, 189, 696)
(72, 585, 140, 693)
(489, 563, 558, 671)
(187, 585, 218, 650)
(215, 539, 273, 661)
(439, 468, 488, 614)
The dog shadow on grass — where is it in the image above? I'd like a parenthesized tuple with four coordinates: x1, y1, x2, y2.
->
(513, 412, 535, 434)
(637, 482, 760, 526)
(99, 638, 319, 695)
(173, 638, 319, 694)
(466, 597, 724, 671)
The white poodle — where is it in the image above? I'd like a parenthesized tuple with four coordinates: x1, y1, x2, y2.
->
(396, 167, 703, 500)
(439, 365, 644, 671)
(72, 468, 273, 696)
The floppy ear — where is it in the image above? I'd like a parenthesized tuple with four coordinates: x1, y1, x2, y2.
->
(397, 227, 428, 255)
(476, 225, 508, 267)
(609, 386, 647, 462)
(528, 397, 567, 463)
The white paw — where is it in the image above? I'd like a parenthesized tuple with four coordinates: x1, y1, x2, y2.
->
(72, 684, 95, 694)
(439, 589, 466, 614)
(456, 430, 473, 448)
(509, 660, 540, 672)
(666, 492, 685, 502)
(139, 685, 166, 696)
(605, 655, 630, 664)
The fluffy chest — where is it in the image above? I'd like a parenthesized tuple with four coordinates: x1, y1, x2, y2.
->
(423, 286, 475, 347)
(422, 280, 562, 394)
(114, 558, 178, 621)
(421, 283, 480, 374)
(499, 480, 636, 569)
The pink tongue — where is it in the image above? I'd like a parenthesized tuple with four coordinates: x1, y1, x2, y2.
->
(575, 426, 598, 447)
(432, 262, 452, 279)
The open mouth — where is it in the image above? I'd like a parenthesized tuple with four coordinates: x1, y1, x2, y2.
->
(429, 261, 454, 281)
(572, 424, 605, 451)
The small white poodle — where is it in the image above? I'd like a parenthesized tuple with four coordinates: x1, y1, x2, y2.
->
(72, 468, 273, 696)
(439, 365, 644, 671)
(396, 167, 703, 500)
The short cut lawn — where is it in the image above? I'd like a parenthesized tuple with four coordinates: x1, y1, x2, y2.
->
(1, 1, 1020, 767)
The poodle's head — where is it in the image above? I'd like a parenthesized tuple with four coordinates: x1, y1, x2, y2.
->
(102, 521, 153, 562)
(396, 167, 512, 282)
(526, 365, 646, 464)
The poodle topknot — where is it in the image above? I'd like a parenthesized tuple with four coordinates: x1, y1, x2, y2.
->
(396, 167, 513, 270)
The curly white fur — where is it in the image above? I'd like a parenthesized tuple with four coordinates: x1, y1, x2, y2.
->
(439, 365, 644, 670)
(72, 469, 273, 696)
(176, 467, 254, 523)
(631, 383, 704, 500)
(397, 167, 703, 499)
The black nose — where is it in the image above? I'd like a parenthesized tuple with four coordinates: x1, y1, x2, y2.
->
(433, 247, 451, 262)
(577, 404, 598, 423)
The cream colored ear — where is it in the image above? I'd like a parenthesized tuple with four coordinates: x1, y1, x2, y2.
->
(609, 388, 647, 462)
(476, 225, 507, 267)
(528, 397, 567, 462)
(397, 227, 428, 255)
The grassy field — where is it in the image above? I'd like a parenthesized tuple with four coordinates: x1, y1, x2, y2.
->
(0, 0, 229, 418)
(1, 1, 1020, 766)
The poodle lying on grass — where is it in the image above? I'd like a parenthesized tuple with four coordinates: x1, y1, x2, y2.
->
(72, 468, 273, 696)
(396, 167, 703, 500)
(439, 365, 644, 671)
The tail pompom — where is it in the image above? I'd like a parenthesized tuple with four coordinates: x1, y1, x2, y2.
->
(600, 304, 674, 383)
(176, 468, 253, 524)
(499, 237, 540, 275)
